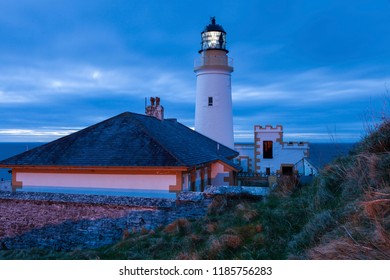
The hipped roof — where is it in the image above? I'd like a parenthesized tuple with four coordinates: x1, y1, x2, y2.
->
(0, 112, 239, 170)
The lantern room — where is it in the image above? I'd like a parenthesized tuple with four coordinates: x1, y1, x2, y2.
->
(199, 17, 228, 53)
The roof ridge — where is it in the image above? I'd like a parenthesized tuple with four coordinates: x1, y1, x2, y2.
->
(129, 114, 187, 166)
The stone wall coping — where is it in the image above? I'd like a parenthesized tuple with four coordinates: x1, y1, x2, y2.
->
(0, 191, 176, 209)
(204, 185, 269, 196)
(0, 185, 268, 208)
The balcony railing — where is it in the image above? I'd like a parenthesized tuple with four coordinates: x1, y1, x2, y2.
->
(194, 55, 233, 68)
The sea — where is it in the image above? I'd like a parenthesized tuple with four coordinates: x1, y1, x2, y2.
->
(0, 142, 355, 197)
(0, 142, 43, 180)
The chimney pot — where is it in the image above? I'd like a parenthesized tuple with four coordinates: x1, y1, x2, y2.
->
(145, 96, 164, 120)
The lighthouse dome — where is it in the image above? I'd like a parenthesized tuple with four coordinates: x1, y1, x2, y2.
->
(203, 17, 226, 33)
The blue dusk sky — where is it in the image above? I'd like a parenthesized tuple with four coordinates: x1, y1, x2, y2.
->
(0, 0, 389, 143)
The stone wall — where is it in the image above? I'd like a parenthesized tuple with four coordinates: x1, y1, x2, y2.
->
(0, 191, 212, 251)
(0, 186, 266, 252)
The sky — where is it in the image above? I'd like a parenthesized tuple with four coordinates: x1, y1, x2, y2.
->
(0, 0, 389, 143)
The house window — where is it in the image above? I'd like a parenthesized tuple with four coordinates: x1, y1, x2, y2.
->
(208, 97, 213, 106)
(241, 157, 249, 172)
(263, 141, 273, 159)
(266, 167, 271, 175)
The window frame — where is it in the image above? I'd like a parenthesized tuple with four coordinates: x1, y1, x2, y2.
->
(263, 141, 273, 159)
(208, 96, 213, 106)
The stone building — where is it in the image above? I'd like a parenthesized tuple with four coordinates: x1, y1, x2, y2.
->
(235, 125, 316, 176)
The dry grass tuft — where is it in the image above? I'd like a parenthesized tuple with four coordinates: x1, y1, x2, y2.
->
(224, 228, 238, 235)
(207, 237, 223, 259)
(163, 218, 191, 235)
(235, 203, 246, 211)
(362, 193, 390, 220)
(359, 119, 390, 154)
(220, 234, 242, 249)
(207, 195, 228, 215)
(307, 237, 390, 260)
(122, 229, 130, 240)
(255, 225, 263, 233)
(188, 234, 203, 243)
(252, 233, 265, 247)
(235, 202, 259, 222)
(175, 252, 200, 260)
(275, 176, 299, 196)
(242, 210, 259, 222)
(307, 238, 369, 259)
(205, 223, 218, 233)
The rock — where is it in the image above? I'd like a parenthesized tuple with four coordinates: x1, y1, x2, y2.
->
(204, 185, 268, 197)
(176, 192, 204, 201)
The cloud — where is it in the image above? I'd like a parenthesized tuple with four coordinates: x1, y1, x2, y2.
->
(0, 61, 195, 106)
(0, 90, 31, 104)
(232, 68, 389, 113)
(284, 133, 359, 142)
(0, 128, 78, 136)
(0, 127, 80, 142)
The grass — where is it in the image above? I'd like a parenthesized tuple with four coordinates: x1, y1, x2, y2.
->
(1, 120, 389, 260)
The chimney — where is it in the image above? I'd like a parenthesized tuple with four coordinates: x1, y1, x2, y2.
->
(145, 96, 164, 120)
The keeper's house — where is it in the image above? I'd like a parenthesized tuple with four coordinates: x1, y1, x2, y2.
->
(0, 109, 239, 196)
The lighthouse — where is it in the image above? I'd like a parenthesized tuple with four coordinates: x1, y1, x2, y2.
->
(194, 17, 234, 149)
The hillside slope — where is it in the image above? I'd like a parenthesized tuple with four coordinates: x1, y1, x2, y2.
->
(300, 120, 390, 259)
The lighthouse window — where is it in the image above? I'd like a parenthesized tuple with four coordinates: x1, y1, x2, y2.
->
(202, 31, 226, 50)
(263, 141, 273, 159)
(208, 97, 213, 106)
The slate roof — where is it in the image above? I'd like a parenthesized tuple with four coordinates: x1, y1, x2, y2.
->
(0, 112, 239, 169)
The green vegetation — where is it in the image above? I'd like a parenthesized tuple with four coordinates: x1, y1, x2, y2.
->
(1, 120, 389, 260)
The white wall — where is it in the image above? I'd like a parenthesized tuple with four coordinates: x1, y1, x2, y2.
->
(296, 159, 318, 176)
(194, 50, 234, 149)
(210, 162, 229, 186)
(256, 143, 308, 174)
(16, 172, 177, 191)
(235, 125, 310, 174)
(258, 145, 307, 172)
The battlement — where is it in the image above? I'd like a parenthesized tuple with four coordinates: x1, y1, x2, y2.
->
(254, 125, 283, 132)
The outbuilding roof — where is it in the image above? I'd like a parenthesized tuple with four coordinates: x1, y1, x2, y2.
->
(0, 112, 239, 169)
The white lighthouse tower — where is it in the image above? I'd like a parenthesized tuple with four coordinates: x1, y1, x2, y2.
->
(194, 17, 234, 149)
